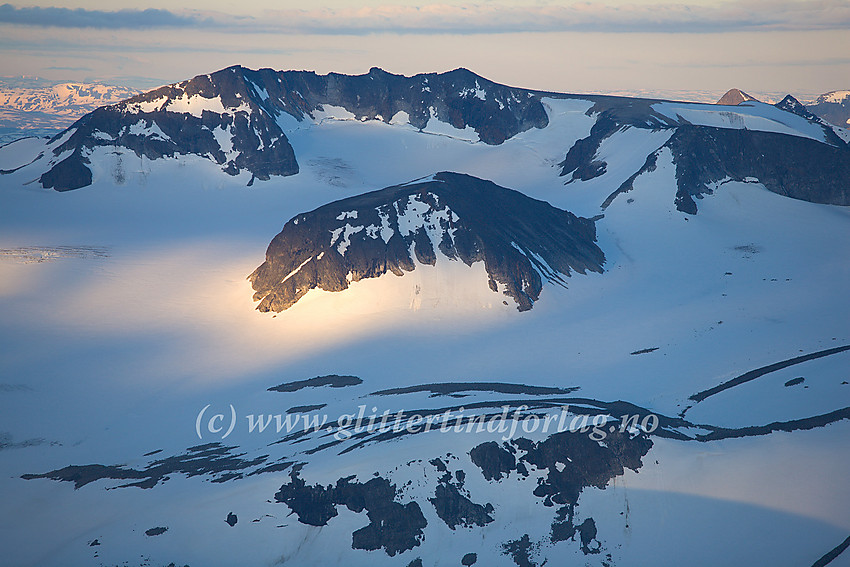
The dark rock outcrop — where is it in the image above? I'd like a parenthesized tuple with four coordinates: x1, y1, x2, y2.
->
(558, 92, 848, 214)
(21, 442, 268, 489)
(267, 374, 362, 392)
(502, 534, 538, 567)
(470, 427, 652, 558)
(279, 66, 549, 145)
(274, 470, 427, 556)
(249, 172, 605, 312)
(559, 111, 621, 182)
(38, 148, 92, 191)
(429, 465, 495, 530)
(667, 125, 850, 213)
(39, 66, 299, 190)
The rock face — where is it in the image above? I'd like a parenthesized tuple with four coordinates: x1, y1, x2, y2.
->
(274, 66, 549, 145)
(666, 126, 850, 213)
(716, 88, 758, 105)
(558, 96, 850, 214)
(35, 66, 548, 191)
(249, 172, 605, 312)
(469, 428, 653, 559)
(39, 67, 300, 190)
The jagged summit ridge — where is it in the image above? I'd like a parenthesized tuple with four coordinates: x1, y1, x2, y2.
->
(249, 172, 605, 312)
(3, 65, 847, 215)
(34, 65, 548, 190)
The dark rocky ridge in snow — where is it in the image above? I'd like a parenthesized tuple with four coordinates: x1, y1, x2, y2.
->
(268, 66, 549, 144)
(249, 172, 604, 312)
(18, 64, 849, 218)
(41, 67, 300, 190)
(592, 122, 850, 214)
(667, 126, 850, 213)
(558, 97, 849, 213)
(36, 65, 548, 190)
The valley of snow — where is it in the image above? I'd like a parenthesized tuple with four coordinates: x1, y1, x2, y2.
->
(1, 96, 849, 567)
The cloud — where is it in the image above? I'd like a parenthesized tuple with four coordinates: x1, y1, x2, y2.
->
(256, 1, 850, 34)
(1, 1, 849, 33)
(0, 4, 205, 28)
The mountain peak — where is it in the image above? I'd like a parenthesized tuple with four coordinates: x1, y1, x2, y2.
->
(249, 172, 604, 312)
(30, 65, 550, 190)
(717, 88, 758, 105)
(776, 94, 817, 120)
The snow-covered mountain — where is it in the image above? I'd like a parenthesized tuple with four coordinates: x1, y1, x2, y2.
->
(715, 88, 759, 105)
(1, 67, 849, 567)
(24, 66, 547, 190)
(9, 65, 848, 205)
(807, 90, 850, 129)
(250, 172, 604, 312)
(0, 82, 139, 117)
(0, 82, 140, 143)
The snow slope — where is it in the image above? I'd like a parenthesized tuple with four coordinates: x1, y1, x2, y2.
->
(653, 100, 831, 143)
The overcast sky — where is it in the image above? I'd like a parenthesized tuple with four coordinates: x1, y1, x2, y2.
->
(0, 0, 848, 97)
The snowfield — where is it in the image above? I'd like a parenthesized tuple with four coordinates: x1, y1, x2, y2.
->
(652, 100, 833, 144)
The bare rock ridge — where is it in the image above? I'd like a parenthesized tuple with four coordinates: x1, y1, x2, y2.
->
(667, 126, 850, 213)
(716, 88, 759, 105)
(36, 65, 548, 191)
(249, 172, 605, 312)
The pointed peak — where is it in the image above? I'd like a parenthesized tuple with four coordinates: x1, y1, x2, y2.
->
(775, 94, 817, 120)
(776, 94, 804, 111)
(717, 89, 759, 105)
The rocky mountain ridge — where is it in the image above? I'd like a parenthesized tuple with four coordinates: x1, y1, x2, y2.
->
(3, 66, 849, 215)
(250, 172, 605, 312)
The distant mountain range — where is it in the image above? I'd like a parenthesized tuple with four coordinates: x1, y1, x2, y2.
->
(0, 82, 139, 143)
